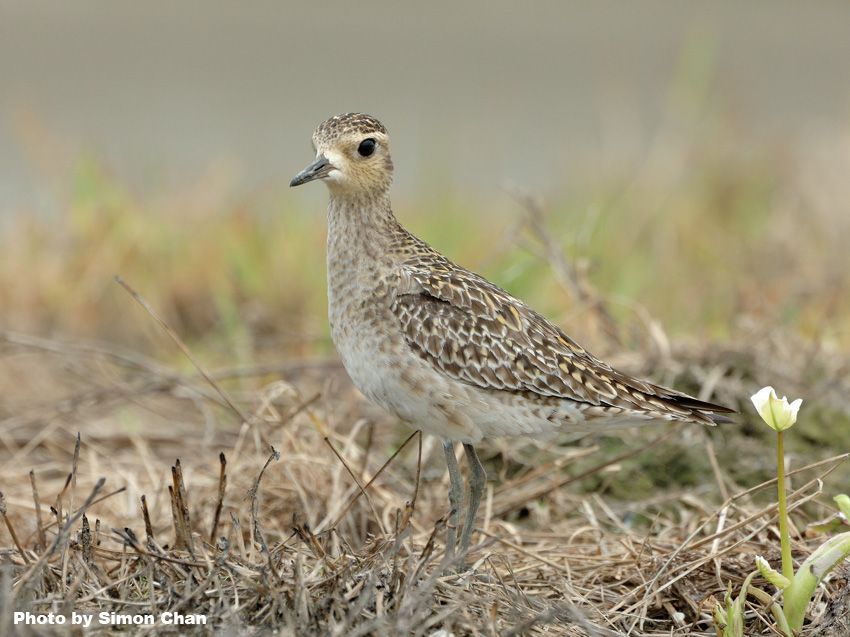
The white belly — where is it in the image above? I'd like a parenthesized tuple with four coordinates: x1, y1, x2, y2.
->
(330, 300, 589, 443)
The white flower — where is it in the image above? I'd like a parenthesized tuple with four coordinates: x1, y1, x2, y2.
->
(751, 386, 802, 432)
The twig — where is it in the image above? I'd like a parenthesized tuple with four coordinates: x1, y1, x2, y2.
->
(247, 447, 281, 583)
(399, 431, 423, 534)
(210, 452, 227, 545)
(171, 460, 195, 558)
(29, 470, 46, 553)
(324, 430, 419, 532)
(13, 477, 106, 598)
(140, 495, 154, 541)
(323, 436, 387, 536)
(503, 182, 622, 343)
(0, 492, 28, 564)
(114, 275, 251, 424)
(80, 514, 92, 565)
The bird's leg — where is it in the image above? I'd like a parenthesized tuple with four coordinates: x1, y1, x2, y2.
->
(459, 443, 486, 558)
(442, 439, 464, 564)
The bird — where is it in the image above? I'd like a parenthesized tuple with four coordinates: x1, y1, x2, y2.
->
(290, 112, 735, 567)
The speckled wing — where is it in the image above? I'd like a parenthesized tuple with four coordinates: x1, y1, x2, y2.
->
(391, 258, 735, 425)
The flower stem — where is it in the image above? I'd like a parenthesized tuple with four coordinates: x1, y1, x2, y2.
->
(777, 430, 795, 601)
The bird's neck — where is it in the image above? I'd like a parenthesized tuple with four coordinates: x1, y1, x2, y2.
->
(326, 191, 404, 258)
(325, 191, 407, 320)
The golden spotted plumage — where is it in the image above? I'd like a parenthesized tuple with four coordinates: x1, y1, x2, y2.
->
(385, 231, 732, 425)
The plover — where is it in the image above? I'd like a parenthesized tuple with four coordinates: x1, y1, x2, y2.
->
(290, 113, 735, 566)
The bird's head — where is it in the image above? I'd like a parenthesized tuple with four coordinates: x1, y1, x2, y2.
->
(290, 113, 393, 198)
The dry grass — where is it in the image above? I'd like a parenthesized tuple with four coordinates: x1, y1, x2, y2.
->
(2, 316, 850, 635)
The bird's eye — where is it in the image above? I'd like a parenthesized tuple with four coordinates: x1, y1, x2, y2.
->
(357, 138, 376, 157)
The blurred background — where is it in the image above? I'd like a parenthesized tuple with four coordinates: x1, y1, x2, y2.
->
(3, 1, 849, 348)
(1, 0, 849, 418)
(3, 1, 850, 209)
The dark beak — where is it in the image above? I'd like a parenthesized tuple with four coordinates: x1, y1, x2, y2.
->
(290, 154, 333, 187)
